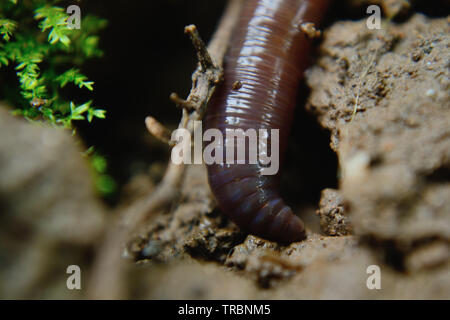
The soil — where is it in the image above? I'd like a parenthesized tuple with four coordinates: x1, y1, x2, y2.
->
(0, 2, 448, 299)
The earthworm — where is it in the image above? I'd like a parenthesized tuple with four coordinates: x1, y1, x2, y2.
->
(204, 0, 330, 243)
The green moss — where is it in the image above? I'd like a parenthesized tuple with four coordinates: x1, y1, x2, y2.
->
(91, 151, 117, 197)
(1, 1, 116, 198)
(0, 0, 107, 129)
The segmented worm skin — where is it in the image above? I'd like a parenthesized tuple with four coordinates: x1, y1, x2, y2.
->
(204, 0, 330, 243)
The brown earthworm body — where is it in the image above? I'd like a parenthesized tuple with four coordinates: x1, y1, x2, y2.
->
(204, 0, 330, 243)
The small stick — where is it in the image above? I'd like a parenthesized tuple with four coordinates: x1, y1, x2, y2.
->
(145, 116, 173, 145)
(169, 92, 196, 111)
(185, 24, 215, 71)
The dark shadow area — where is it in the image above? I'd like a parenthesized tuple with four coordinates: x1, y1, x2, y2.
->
(397, 0, 450, 20)
(426, 165, 450, 184)
(281, 83, 338, 209)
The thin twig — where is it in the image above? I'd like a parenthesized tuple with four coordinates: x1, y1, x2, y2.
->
(135, 0, 244, 231)
(185, 24, 215, 71)
(145, 116, 173, 146)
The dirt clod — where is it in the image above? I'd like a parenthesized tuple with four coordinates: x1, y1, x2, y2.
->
(316, 188, 352, 236)
(307, 14, 450, 272)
